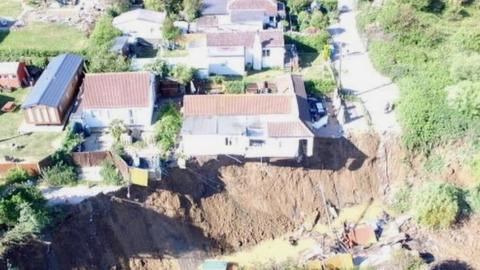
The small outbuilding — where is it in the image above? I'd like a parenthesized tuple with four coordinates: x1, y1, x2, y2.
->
(21, 54, 84, 126)
(0, 62, 29, 90)
(113, 9, 166, 41)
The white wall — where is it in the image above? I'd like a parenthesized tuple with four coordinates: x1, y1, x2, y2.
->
(208, 56, 245, 76)
(181, 135, 309, 158)
(262, 47, 285, 68)
(81, 107, 153, 128)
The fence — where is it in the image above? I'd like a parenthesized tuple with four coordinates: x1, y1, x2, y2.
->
(0, 155, 52, 176)
(72, 151, 131, 180)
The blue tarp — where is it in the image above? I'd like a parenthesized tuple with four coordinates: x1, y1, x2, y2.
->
(201, 260, 228, 270)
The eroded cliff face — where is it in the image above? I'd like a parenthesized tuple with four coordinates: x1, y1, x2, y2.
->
(3, 133, 407, 270)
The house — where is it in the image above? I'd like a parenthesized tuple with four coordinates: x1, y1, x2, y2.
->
(206, 30, 285, 75)
(113, 9, 166, 41)
(22, 54, 84, 126)
(197, 0, 285, 31)
(73, 72, 156, 129)
(180, 74, 314, 158)
(0, 62, 29, 90)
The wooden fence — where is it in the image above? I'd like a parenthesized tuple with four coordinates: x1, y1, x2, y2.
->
(0, 155, 52, 176)
(72, 151, 130, 180)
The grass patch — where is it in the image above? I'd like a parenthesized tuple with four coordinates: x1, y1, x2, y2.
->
(0, 23, 87, 51)
(0, 0, 22, 18)
(245, 69, 285, 83)
(0, 89, 63, 162)
(162, 49, 189, 57)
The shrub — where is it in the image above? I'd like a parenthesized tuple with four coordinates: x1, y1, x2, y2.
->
(210, 75, 225, 85)
(451, 20, 480, 53)
(144, 58, 170, 78)
(41, 163, 78, 187)
(305, 77, 336, 95)
(449, 53, 480, 82)
(466, 186, 480, 212)
(446, 81, 480, 119)
(61, 125, 83, 152)
(88, 15, 121, 48)
(224, 80, 245, 94)
(413, 182, 463, 229)
(4, 168, 30, 185)
(0, 185, 46, 227)
(86, 49, 130, 73)
(310, 10, 329, 29)
(285, 32, 330, 53)
(390, 184, 412, 214)
(155, 103, 182, 154)
(170, 64, 195, 84)
(471, 153, 480, 183)
(100, 161, 123, 186)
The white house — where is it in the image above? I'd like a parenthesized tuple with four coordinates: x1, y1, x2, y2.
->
(205, 30, 285, 75)
(180, 74, 314, 158)
(197, 0, 285, 32)
(113, 9, 166, 41)
(73, 72, 156, 129)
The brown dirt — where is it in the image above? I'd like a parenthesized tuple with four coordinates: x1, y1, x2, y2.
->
(2, 134, 408, 270)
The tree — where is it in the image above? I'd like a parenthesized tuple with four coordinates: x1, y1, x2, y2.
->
(162, 17, 181, 45)
(183, 0, 201, 22)
(155, 103, 182, 154)
(144, 0, 164, 11)
(144, 58, 170, 78)
(297, 11, 311, 31)
(288, 0, 310, 14)
(89, 15, 122, 47)
(109, 120, 127, 143)
(87, 50, 130, 73)
(170, 64, 195, 84)
(310, 10, 329, 29)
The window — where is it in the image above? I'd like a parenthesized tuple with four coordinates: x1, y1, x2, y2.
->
(225, 137, 233, 146)
(269, 16, 274, 22)
(262, 49, 270, 57)
(249, 139, 265, 147)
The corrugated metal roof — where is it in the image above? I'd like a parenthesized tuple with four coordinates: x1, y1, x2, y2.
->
(22, 54, 83, 108)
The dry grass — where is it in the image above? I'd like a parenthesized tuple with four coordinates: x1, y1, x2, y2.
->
(0, 0, 22, 18)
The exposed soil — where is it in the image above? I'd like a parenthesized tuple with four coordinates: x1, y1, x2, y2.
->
(2, 134, 409, 270)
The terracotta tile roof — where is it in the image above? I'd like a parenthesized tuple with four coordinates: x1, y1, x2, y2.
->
(183, 94, 292, 116)
(267, 121, 313, 137)
(228, 0, 277, 15)
(196, 15, 219, 27)
(81, 72, 152, 109)
(206, 30, 284, 48)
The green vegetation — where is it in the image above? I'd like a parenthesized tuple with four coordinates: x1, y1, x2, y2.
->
(100, 160, 123, 186)
(144, 58, 170, 78)
(0, 23, 87, 52)
(358, 0, 480, 153)
(86, 14, 129, 73)
(162, 17, 181, 45)
(41, 163, 78, 187)
(155, 103, 182, 154)
(471, 153, 480, 183)
(4, 168, 30, 185)
(170, 64, 195, 84)
(390, 184, 412, 214)
(183, 0, 202, 22)
(466, 186, 480, 213)
(0, 0, 22, 18)
(305, 76, 336, 95)
(0, 179, 50, 253)
(413, 182, 463, 229)
(224, 80, 246, 94)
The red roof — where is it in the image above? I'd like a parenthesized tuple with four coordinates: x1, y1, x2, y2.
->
(206, 30, 284, 48)
(228, 0, 277, 15)
(81, 72, 152, 109)
(183, 94, 292, 116)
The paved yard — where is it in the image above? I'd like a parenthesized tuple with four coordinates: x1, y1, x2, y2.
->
(329, 0, 400, 135)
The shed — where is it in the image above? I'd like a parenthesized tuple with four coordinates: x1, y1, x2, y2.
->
(0, 62, 29, 90)
(22, 54, 84, 126)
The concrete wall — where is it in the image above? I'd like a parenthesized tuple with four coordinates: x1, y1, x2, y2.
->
(81, 106, 152, 128)
(262, 47, 285, 68)
(208, 55, 245, 76)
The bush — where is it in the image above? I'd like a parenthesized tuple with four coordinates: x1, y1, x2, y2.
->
(446, 81, 480, 119)
(224, 80, 245, 94)
(310, 10, 329, 29)
(89, 15, 122, 48)
(390, 184, 412, 214)
(0, 185, 46, 227)
(471, 153, 480, 183)
(413, 182, 463, 229)
(144, 58, 170, 78)
(61, 125, 83, 152)
(285, 32, 330, 53)
(100, 160, 123, 186)
(155, 103, 182, 154)
(4, 168, 30, 185)
(86, 49, 130, 73)
(305, 77, 336, 95)
(210, 75, 225, 85)
(41, 163, 78, 187)
(449, 53, 480, 82)
(170, 64, 195, 84)
(466, 186, 480, 213)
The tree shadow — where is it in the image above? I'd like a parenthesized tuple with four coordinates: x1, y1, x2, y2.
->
(0, 30, 9, 44)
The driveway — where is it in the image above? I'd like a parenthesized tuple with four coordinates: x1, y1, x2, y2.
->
(328, 0, 400, 135)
